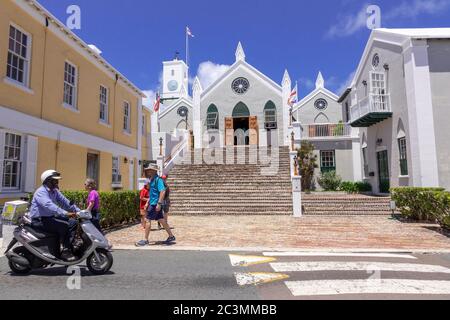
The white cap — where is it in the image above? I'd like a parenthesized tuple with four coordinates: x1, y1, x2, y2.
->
(40, 170, 62, 184)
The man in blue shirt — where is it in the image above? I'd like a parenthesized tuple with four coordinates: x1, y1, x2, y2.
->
(30, 170, 79, 261)
(136, 164, 175, 246)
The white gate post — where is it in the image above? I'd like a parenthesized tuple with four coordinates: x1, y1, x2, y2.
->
(292, 176, 302, 217)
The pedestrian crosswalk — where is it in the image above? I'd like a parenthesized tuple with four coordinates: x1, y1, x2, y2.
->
(231, 252, 450, 298)
(270, 261, 450, 273)
(285, 279, 450, 296)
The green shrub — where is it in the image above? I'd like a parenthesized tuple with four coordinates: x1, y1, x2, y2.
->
(317, 171, 342, 191)
(61, 191, 140, 228)
(340, 181, 358, 194)
(391, 187, 449, 225)
(340, 181, 372, 194)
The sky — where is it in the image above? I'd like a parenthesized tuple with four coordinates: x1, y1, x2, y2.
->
(37, 0, 450, 105)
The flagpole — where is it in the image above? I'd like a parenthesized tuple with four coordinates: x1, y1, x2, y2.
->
(185, 27, 189, 67)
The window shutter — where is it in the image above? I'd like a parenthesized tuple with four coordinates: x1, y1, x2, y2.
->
(24, 135, 38, 193)
(0, 130, 5, 189)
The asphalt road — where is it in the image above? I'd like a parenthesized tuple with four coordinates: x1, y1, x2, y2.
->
(1, 250, 450, 300)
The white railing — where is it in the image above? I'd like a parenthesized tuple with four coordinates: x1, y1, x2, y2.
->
(163, 132, 190, 174)
(350, 94, 391, 123)
(302, 123, 352, 139)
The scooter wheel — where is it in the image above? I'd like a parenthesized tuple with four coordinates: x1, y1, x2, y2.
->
(86, 249, 113, 275)
(8, 259, 31, 275)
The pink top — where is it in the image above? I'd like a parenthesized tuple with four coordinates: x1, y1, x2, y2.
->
(87, 190, 100, 211)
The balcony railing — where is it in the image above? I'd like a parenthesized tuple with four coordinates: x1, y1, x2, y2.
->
(302, 123, 352, 139)
(350, 94, 392, 127)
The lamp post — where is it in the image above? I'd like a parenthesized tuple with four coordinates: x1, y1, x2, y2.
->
(390, 200, 397, 218)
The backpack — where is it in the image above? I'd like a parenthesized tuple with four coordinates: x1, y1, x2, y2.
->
(155, 176, 170, 200)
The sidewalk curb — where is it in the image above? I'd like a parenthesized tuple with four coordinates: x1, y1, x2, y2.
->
(111, 245, 450, 254)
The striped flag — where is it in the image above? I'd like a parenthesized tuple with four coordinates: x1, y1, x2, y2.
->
(186, 26, 194, 38)
(153, 92, 161, 112)
(288, 83, 298, 107)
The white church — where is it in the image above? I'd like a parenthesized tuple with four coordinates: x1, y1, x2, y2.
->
(153, 42, 361, 183)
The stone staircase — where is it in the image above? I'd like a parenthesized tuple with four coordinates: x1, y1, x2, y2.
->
(166, 146, 293, 215)
(302, 193, 393, 216)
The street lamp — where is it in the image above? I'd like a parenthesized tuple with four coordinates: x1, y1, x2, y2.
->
(390, 200, 397, 218)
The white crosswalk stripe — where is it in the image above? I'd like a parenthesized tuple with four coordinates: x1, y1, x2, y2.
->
(285, 279, 450, 296)
(263, 252, 418, 259)
(270, 261, 450, 274)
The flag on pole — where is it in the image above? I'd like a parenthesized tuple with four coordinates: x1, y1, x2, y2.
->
(186, 26, 194, 38)
(288, 83, 298, 107)
(153, 92, 161, 113)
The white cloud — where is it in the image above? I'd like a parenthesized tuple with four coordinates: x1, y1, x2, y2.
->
(327, 0, 450, 38)
(385, 0, 450, 20)
(327, 4, 369, 38)
(142, 90, 156, 108)
(196, 61, 230, 89)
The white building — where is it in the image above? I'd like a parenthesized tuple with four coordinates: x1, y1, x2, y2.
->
(340, 28, 450, 193)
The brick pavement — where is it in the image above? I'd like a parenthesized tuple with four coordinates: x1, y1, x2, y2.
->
(106, 216, 450, 251)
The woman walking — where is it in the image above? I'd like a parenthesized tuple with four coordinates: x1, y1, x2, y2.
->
(85, 178, 102, 232)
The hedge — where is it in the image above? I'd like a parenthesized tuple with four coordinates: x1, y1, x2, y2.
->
(60, 191, 140, 228)
(340, 181, 372, 194)
(391, 187, 450, 229)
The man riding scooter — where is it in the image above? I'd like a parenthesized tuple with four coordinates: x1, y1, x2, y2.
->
(29, 170, 79, 262)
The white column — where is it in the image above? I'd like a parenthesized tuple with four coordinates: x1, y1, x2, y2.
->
(151, 109, 159, 134)
(352, 139, 363, 181)
(192, 77, 203, 149)
(157, 155, 164, 176)
(403, 40, 439, 187)
(282, 70, 292, 147)
(292, 122, 302, 149)
(292, 176, 302, 217)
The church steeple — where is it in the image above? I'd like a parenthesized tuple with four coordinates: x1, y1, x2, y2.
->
(316, 71, 325, 89)
(235, 42, 246, 62)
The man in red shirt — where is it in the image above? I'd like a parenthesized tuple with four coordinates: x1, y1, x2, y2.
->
(139, 182, 150, 229)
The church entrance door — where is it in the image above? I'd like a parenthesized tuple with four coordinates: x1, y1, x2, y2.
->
(233, 117, 250, 146)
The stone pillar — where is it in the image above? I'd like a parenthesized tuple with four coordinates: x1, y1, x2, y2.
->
(292, 176, 302, 217)
(292, 121, 302, 149)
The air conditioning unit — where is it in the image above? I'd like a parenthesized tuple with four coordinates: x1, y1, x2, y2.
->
(265, 122, 277, 130)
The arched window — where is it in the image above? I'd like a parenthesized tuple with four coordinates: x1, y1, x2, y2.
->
(264, 101, 277, 129)
(232, 102, 250, 118)
(206, 104, 219, 130)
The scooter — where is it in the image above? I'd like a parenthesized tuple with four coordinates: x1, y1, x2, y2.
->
(4, 210, 113, 275)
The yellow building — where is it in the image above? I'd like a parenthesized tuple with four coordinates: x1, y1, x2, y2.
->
(0, 0, 146, 203)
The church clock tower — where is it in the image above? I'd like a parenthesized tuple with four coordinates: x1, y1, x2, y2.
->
(161, 57, 189, 101)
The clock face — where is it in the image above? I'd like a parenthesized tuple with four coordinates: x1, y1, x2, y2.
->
(314, 98, 328, 111)
(232, 77, 250, 95)
(168, 80, 179, 92)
